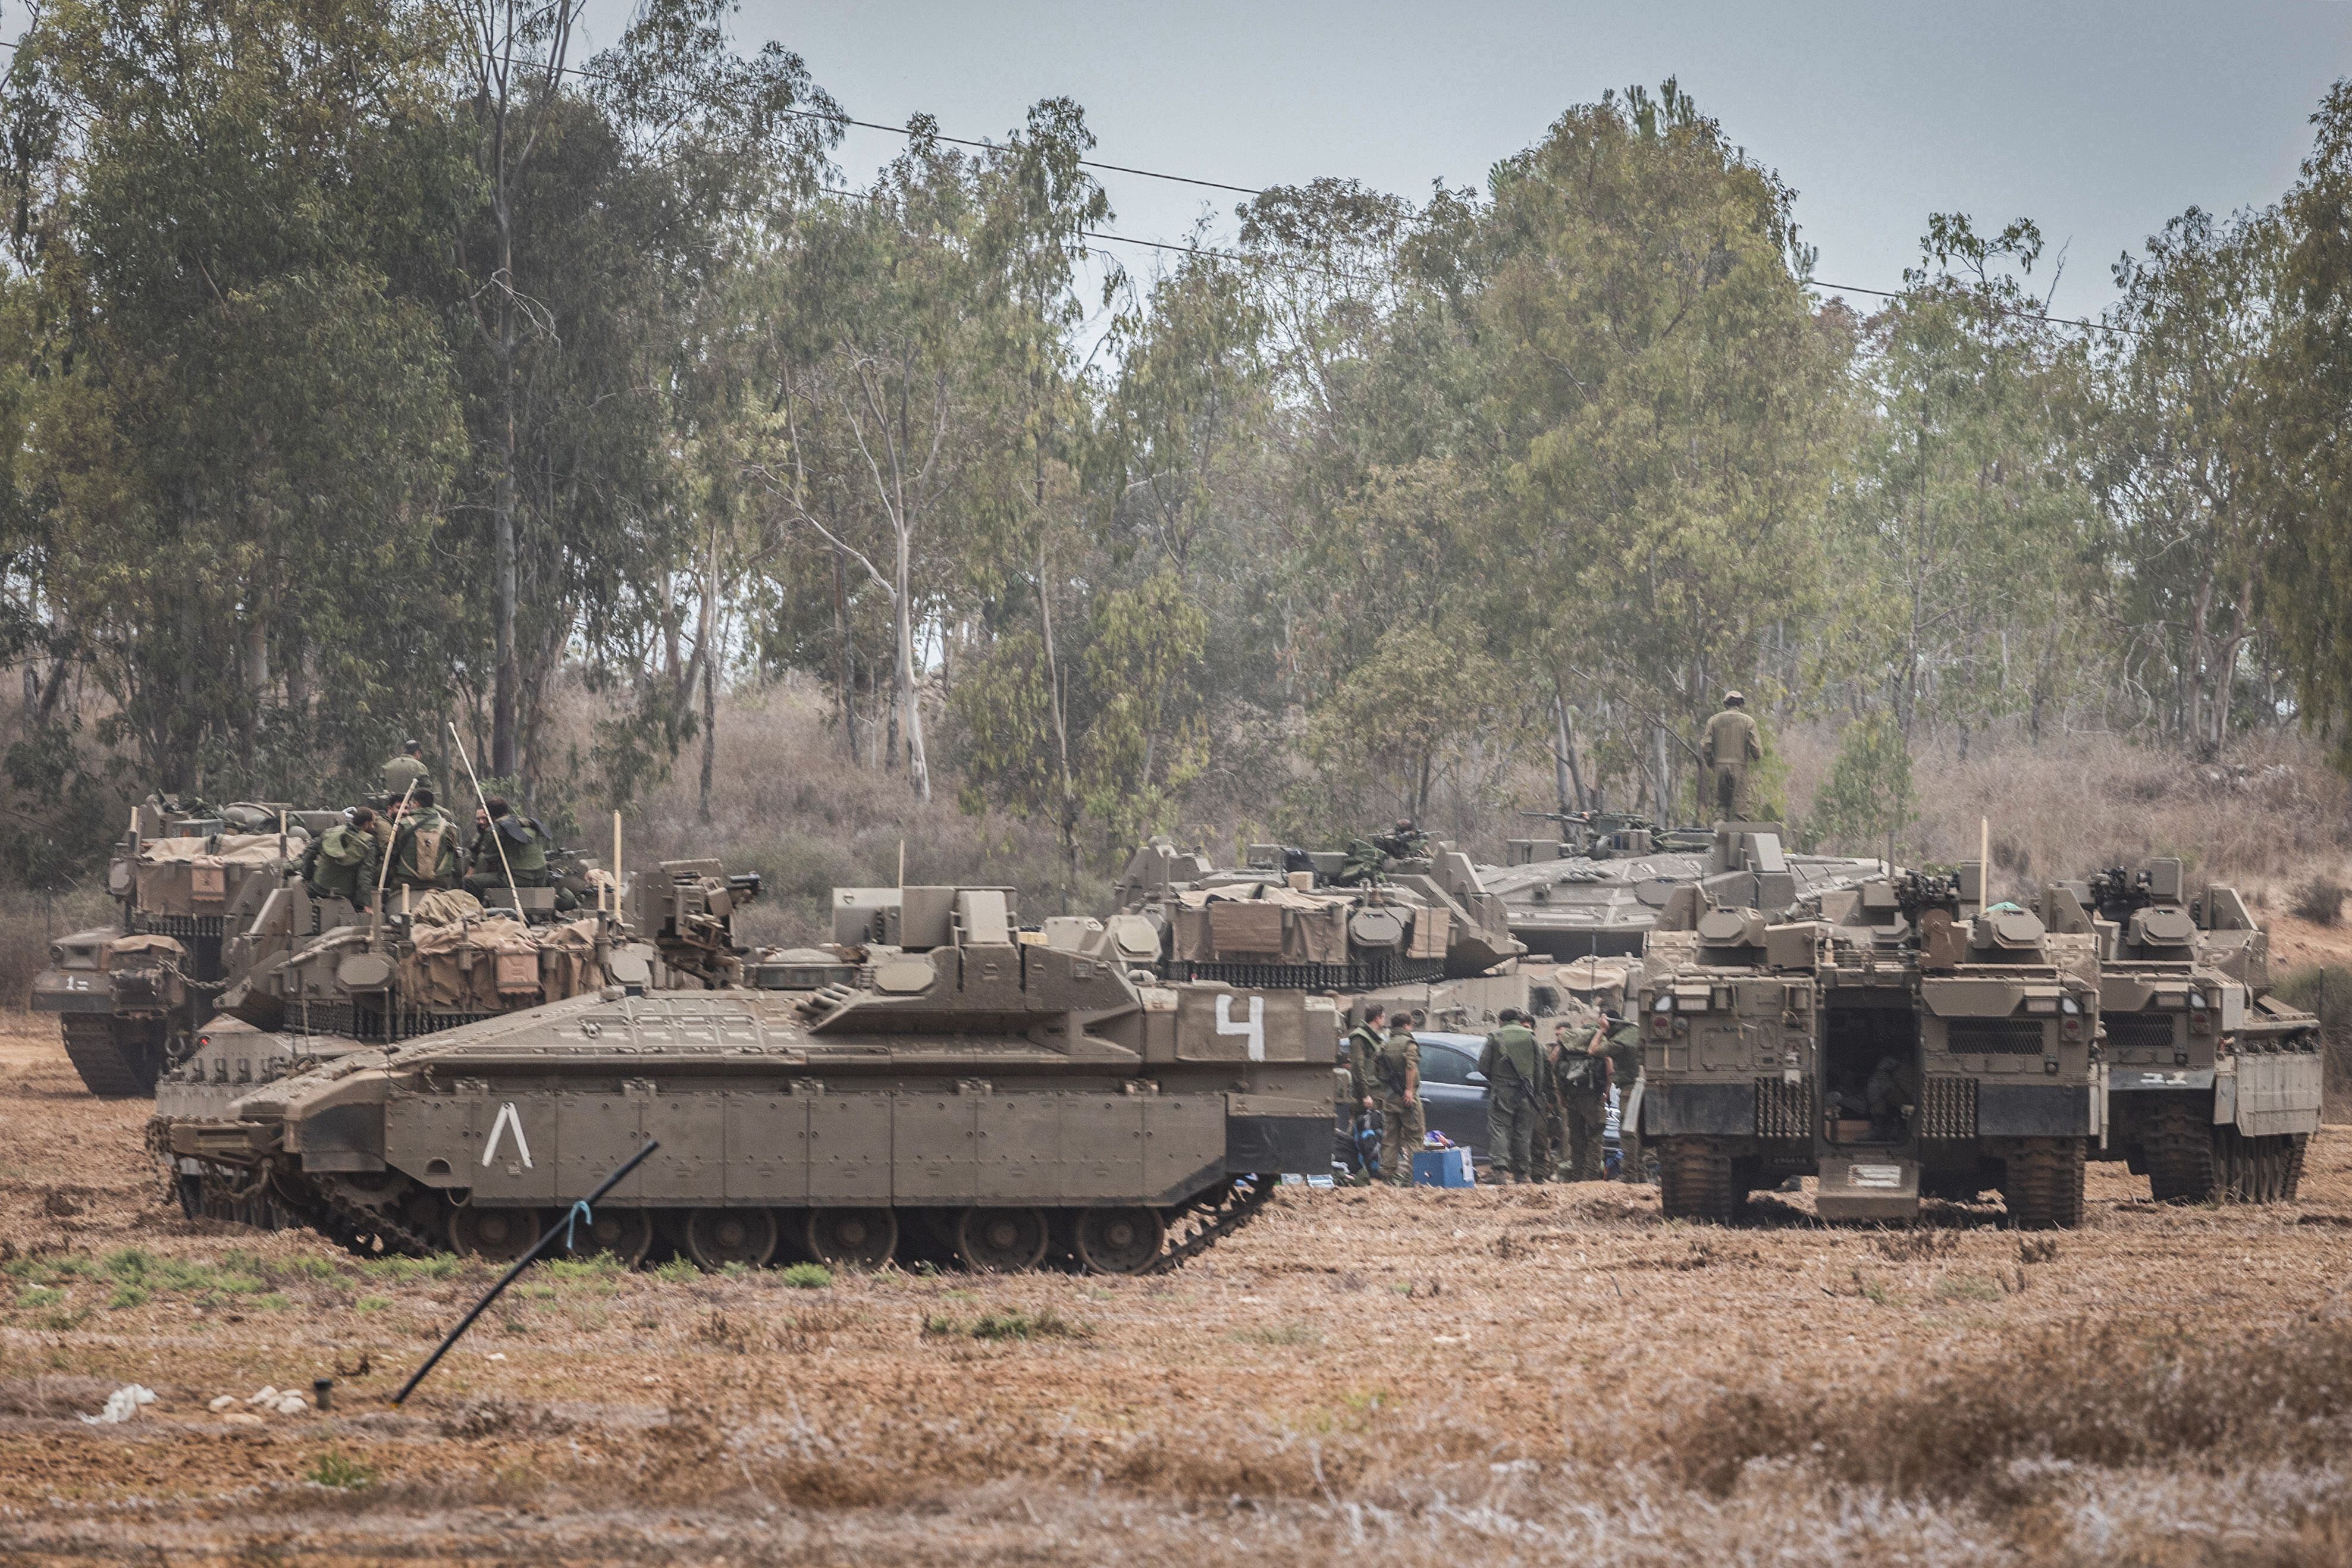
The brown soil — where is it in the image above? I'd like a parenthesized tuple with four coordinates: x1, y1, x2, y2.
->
(4, 1014, 2350, 1565)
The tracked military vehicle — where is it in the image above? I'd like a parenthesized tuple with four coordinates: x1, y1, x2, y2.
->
(1481, 813, 1885, 960)
(156, 883, 1334, 1275)
(2069, 858, 2319, 1202)
(1638, 826, 2102, 1228)
(1114, 837, 1520, 989)
(34, 796, 343, 1096)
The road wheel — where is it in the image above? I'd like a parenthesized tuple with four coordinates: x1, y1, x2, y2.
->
(955, 1206, 1050, 1272)
(685, 1208, 778, 1269)
(1074, 1208, 1166, 1275)
(805, 1207, 898, 1269)
(2002, 1140, 2086, 1230)
(2143, 1100, 2218, 1203)
(450, 1206, 546, 1262)
(565, 1205, 654, 1268)
(1657, 1139, 1739, 1224)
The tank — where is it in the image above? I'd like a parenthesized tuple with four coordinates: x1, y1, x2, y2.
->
(1112, 836, 1522, 989)
(153, 883, 1336, 1275)
(2068, 858, 2320, 1202)
(32, 795, 340, 1096)
(1481, 812, 1886, 959)
(1637, 826, 2103, 1228)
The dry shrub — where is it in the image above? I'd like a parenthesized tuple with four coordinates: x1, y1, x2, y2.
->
(2294, 877, 2347, 927)
(1664, 1317, 2352, 1497)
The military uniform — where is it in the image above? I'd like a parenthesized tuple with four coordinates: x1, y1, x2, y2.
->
(387, 807, 465, 892)
(1553, 1024, 1610, 1181)
(1595, 1022, 1645, 1182)
(1477, 1020, 1548, 1182)
(1371, 1024, 1423, 1186)
(380, 751, 436, 803)
(463, 811, 556, 896)
(1701, 706, 1761, 820)
(1341, 1019, 1385, 1180)
(299, 823, 379, 910)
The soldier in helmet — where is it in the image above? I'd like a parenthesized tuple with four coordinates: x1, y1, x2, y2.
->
(381, 739, 437, 804)
(1372, 817, 1432, 863)
(1701, 692, 1762, 821)
(1477, 1008, 1550, 1183)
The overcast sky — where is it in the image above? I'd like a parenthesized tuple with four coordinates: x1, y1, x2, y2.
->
(594, 1, 2350, 321)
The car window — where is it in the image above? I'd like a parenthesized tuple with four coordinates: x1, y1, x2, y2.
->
(1415, 1042, 1475, 1085)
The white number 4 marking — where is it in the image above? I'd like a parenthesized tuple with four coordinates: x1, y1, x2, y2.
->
(1216, 995, 1266, 1061)
(481, 1101, 534, 1169)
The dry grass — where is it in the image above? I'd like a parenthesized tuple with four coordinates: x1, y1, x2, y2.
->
(2295, 877, 2348, 927)
(6, 1014, 2352, 1564)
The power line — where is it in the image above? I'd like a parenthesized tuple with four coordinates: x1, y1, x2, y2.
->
(0, 29, 2142, 333)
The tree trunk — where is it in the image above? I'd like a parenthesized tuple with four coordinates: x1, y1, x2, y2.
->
(831, 543, 858, 763)
(1036, 540, 1078, 913)
(893, 526, 930, 802)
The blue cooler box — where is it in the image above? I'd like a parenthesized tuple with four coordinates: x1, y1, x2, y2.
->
(1412, 1147, 1476, 1187)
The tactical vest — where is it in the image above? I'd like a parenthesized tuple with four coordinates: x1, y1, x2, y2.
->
(1374, 1035, 1415, 1096)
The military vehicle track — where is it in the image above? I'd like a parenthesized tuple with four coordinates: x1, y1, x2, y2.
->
(61, 1017, 162, 1098)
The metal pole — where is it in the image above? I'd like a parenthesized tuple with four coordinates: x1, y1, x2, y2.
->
(391, 1139, 660, 1406)
(369, 778, 419, 950)
(448, 721, 521, 914)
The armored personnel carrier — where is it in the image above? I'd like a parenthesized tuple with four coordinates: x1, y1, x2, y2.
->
(1637, 825, 2102, 1228)
(1481, 813, 1885, 960)
(155, 883, 1335, 1275)
(35, 796, 341, 1096)
(2069, 858, 2319, 1202)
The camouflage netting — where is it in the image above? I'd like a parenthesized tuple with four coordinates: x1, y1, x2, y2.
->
(397, 914, 607, 1013)
(133, 834, 290, 914)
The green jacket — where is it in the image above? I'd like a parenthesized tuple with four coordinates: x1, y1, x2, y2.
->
(1344, 1023, 1384, 1103)
(472, 813, 551, 877)
(301, 823, 378, 906)
(380, 753, 436, 801)
(1371, 1028, 1419, 1101)
(1552, 1026, 1607, 1097)
(1595, 1023, 1642, 1089)
(1478, 1024, 1547, 1106)
(388, 807, 464, 889)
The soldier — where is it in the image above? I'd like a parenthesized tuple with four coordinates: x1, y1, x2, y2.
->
(1589, 1008, 1645, 1183)
(1372, 817, 1432, 863)
(1552, 1016, 1610, 1181)
(1371, 1014, 1423, 1187)
(1701, 692, 1762, 821)
(1477, 1008, 1549, 1183)
(463, 795, 557, 899)
(380, 739, 437, 803)
(299, 808, 380, 910)
(1343, 1003, 1387, 1180)
(385, 789, 465, 894)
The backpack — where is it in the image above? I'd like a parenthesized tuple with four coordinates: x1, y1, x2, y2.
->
(1375, 1037, 1412, 1095)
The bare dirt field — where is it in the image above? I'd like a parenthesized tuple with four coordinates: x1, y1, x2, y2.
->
(5, 1015, 2352, 1566)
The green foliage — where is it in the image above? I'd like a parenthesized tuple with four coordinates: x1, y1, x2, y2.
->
(778, 1262, 833, 1289)
(1807, 712, 1918, 856)
(924, 1306, 1091, 1342)
(306, 1450, 377, 1489)
(1297, 625, 1511, 834)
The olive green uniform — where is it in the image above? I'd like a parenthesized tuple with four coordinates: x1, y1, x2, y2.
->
(1340, 1021, 1384, 1180)
(463, 811, 555, 896)
(1477, 1023, 1548, 1182)
(1701, 707, 1761, 820)
(387, 807, 465, 892)
(300, 823, 379, 909)
(1553, 1025, 1610, 1181)
(1371, 1026, 1423, 1185)
(1596, 1023, 1645, 1182)
(380, 752, 437, 803)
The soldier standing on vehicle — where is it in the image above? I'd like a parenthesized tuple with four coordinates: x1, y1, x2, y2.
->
(463, 795, 556, 899)
(1552, 1016, 1610, 1181)
(1701, 692, 1761, 821)
(1589, 1009, 1645, 1182)
(300, 808, 381, 910)
(1372, 1015, 1423, 1187)
(380, 739, 437, 804)
(387, 789, 465, 893)
(1478, 1009, 1549, 1183)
